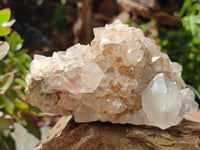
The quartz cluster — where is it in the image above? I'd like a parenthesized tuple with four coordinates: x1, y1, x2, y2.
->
(25, 20, 198, 129)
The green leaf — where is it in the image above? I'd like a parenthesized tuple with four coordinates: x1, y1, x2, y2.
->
(0, 72, 14, 94)
(0, 131, 16, 150)
(0, 26, 11, 36)
(14, 99, 29, 111)
(5, 88, 17, 102)
(1, 19, 16, 27)
(25, 119, 41, 140)
(0, 8, 11, 25)
(30, 105, 41, 113)
(24, 53, 32, 68)
(22, 113, 41, 140)
(14, 63, 26, 75)
(16, 90, 26, 100)
(15, 49, 27, 58)
(14, 49, 28, 63)
(0, 95, 14, 115)
(5, 31, 24, 52)
(15, 78, 27, 88)
(15, 59, 29, 75)
(0, 112, 13, 131)
(0, 41, 9, 60)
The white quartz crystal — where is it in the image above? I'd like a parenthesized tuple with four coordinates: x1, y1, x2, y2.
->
(142, 73, 183, 129)
(25, 20, 198, 129)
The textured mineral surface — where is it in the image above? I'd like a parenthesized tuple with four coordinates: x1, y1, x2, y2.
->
(25, 20, 198, 129)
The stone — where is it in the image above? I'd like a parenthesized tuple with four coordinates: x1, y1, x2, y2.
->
(25, 20, 198, 129)
(142, 73, 183, 129)
(34, 116, 200, 150)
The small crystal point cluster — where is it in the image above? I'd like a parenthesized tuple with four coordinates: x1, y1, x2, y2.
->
(25, 20, 198, 129)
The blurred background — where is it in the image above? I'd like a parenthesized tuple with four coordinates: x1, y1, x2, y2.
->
(0, 0, 200, 149)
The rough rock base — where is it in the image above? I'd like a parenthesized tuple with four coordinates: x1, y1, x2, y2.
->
(35, 116, 200, 150)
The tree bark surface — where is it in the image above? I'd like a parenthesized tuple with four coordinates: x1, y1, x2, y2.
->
(34, 116, 200, 150)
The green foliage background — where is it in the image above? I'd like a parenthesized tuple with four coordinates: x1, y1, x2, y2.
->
(159, 0, 200, 95)
(0, 8, 43, 150)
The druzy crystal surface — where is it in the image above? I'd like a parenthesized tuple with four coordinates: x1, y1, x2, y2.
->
(25, 20, 198, 129)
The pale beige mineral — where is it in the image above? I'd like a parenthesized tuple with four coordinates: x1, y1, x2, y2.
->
(25, 20, 198, 129)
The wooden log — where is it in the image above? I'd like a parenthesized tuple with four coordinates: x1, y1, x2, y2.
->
(118, 0, 182, 25)
(79, 0, 93, 45)
(34, 115, 200, 150)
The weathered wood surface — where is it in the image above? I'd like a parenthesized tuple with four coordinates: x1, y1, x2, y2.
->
(118, 0, 182, 25)
(34, 115, 200, 150)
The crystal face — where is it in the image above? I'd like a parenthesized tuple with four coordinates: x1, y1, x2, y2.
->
(142, 73, 183, 129)
(25, 20, 198, 129)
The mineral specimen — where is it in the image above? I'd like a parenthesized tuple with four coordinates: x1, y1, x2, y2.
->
(25, 20, 198, 129)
